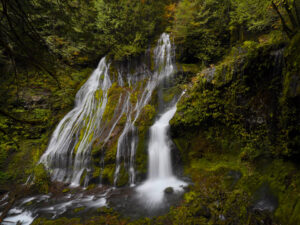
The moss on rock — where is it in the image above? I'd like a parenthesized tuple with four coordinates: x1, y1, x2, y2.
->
(33, 164, 51, 194)
(103, 82, 124, 123)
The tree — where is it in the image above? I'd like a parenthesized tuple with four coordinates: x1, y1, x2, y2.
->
(230, 0, 300, 38)
(230, 0, 276, 32)
(173, 0, 231, 64)
(95, 0, 169, 60)
(0, 0, 99, 84)
(271, 0, 300, 37)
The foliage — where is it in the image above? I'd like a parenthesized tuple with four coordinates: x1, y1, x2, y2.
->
(173, 0, 231, 64)
(95, 0, 170, 60)
(171, 41, 298, 160)
(172, 0, 300, 63)
(0, 0, 100, 86)
(0, 1, 299, 224)
(230, 0, 276, 32)
(0, 0, 174, 83)
(230, 0, 300, 37)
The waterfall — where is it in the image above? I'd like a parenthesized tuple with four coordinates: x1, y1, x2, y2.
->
(39, 33, 176, 187)
(2, 33, 186, 225)
(39, 58, 112, 186)
(137, 96, 186, 206)
(113, 33, 176, 186)
(148, 105, 177, 179)
(136, 33, 186, 205)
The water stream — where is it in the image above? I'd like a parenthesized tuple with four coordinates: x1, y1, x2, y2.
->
(2, 33, 187, 224)
(38, 33, 176, 188)
(137, 94, 186, 207)
(39, 58, 112, 186)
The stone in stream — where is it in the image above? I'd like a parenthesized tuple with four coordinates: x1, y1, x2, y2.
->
(164, 187, 174, 194)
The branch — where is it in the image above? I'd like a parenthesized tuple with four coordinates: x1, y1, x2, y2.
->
(271, 1, 294, 38)
(293, 0, 300, 26)
(283, 0, 298, 29)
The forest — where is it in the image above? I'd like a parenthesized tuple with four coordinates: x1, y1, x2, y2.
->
(0, 0, 299, 224)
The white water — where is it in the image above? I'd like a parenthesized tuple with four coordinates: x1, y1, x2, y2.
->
(39, 58, 112, 186)
(2, 192, 107, 225)
(38, 33, 177, 188)
(137, 96, 186, 206)
(136, 34, 186, 206)
(148, 104, 178, 179)
(113, 33, 176, 186)
(2, 33, 185, 224)
(2, 210, 35, 225)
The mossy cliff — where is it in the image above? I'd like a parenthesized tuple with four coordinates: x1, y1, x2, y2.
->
(88, 57, 160, 187)
(0, 66, 93, 190)
(168, 32, 300, 224)
(14, 35, 300, 225)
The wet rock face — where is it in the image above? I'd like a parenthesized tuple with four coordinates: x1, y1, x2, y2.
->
(170, 139, 184, 177)
(18, 88, 52, 110)
(252, 182, 278, 213)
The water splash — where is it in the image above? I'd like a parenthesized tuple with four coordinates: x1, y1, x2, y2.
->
(137, 95, 186, 207)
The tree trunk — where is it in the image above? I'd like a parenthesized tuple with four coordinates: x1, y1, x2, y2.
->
(271, 1, 293, 38)
(294, 0, 300, 26)
(283, 0, 298, 29)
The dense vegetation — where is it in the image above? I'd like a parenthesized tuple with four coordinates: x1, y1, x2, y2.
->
(0, 0, 299, 224)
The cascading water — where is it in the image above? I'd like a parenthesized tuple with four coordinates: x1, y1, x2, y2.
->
(113, 33, 176, 186)
(39, 33, 177, 188)
(135, 34, 186, 207)
(39, 58, 112, 186)
(148, 105, 178, 179)
(2, 33, 186, 224)
(137, 95, 186, 207)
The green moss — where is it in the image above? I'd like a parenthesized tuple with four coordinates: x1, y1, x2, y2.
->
(62, 188, 70, 193)
(104, 142, 117, 164)
(170, 40, 300, 224)
(116, 164, 129, 187)
(92, 166, 101, 179)
(118, 113, 127, 126)
(135, 104, 156, 132)
(172, 41, 295, 160)
(32, 217, 82, 225)
(73, 207, 85, 213)
(80, 169, 87, 186)
(103, 82, 124, 122)
(133, 103, 158, 178)
(87, 184, 96, 190)
(135, 131, 148, 177)
(130, 90, 139, 106)
(101, 164, 115, 185)
(179, 63, 203, 74)
(33, 164, 50, 194)
(94, 89, 103, 101)
(175, 127, 300, 224)
(74, 127, 85, 155)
